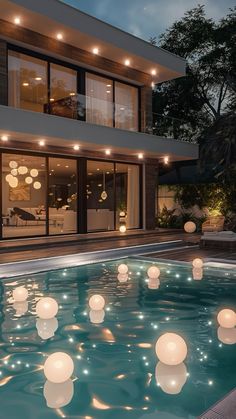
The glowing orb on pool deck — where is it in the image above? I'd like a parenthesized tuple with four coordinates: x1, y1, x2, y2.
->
(118, 264, 129, 275)
(192, 267, 203, 281)
(184, 221, 196, 233)
(89, 309, 105, 324)
(89, 295, 105, 311)
(217, 309, 236, 328)
(148, 277, 160, 290)
(155, 361, 188, 395)
(217, 327, 236, 345)
(44, 379, 74, 409)
(44, 352, 74, 384)
(13, 301, 28, 316)
(147, 266, 160, 279)
(155, 333, 188, 366)
(119, 225, 127, 233)
(13, 286, 28, 302)
(192, 258, 204, 269)
(117, 273, 128, 283)
(36, 297, 58, 320)
(36, 317, 58, 340)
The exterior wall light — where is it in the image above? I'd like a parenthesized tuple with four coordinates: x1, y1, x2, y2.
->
(138, 153, 144, 159)
(14, 17, 21, 25)
(1, 135, 8, 142)
(92, 47, 99, 55)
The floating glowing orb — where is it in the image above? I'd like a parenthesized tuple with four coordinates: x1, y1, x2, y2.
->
(155, 361, 188, 394)
(13, 301, 28, 316)
(13, 286, 28, 302)
(30, 168, 38, 177)
(217, 327, 236, 345)
(155, 333, 188, 366)
(192, 258, 204, 269)
(89, 295, 105, 311)
(118, 264, 129, 275)
(44, 352, 74, 383)
(18, 166, 28, 175)
(184, 221, 196, 233)
(148, 277, 160, 290)
(36, 297, 58, 320)
(89, 309, 105, 324)
(33, 181, 41, 190)
(192, 267, 203, 281)
(217, 309, 236, 328)
(25, 176, 33, 184)
(9, 161, 18, 169)
(36, 317, 58, 340)
(119, 225, 127, 233)
(44, 379, 74, 409)
(117, 273, 128, 283)
(147, 266, 160, 279)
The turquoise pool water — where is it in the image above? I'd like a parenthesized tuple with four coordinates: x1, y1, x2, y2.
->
(0, 258, 236, 419)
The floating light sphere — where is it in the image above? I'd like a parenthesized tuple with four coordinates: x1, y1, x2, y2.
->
(217, 309, 236, 328)
(184, 221, 196, 233)
(13, 286, 28, 302)
(147, 266, 160, 279)
(118, 264, 129, 275)
(44, 379, 74, 409)
(89, 309, 105, 324)
(9, 161, 18, 169)
(25, 176, 33, 184)
(9, 176, 18, 188)
(192, 267, 203, 281)
(117, 273, 128, 283)
(89, 295, 105, 311)
(155, 333, 188, 366)
(36, 317, 58, 340)
(155, 361, 188, 395)
(44, 352, 74, 384)
(33, 181, 41, 190)
(30, 168, 39, 177)
(13, 301, 28, 316)
(192, 258, 204, 269)
(148, 277, 160, 290)
(119, 225, 127, 233)
(217, 327, 236, 345)
(36, 297, 58, 320)
(18, 166, 28, 175)
(11, 168, 18, 176)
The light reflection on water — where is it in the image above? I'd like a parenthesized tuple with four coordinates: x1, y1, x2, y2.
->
(0, 259, 235, 419)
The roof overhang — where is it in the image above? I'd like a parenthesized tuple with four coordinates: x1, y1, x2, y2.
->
(0, 0, 186, 83)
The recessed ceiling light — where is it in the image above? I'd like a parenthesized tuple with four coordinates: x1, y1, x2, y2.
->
(1, 135, 8, 142)
(92, 47, 99, 55)
(73, 145, 80, 151)
(151, 69, 157, 76)
(39, 139, 45, 146)
(105, 149, 111, 155)
(50, 98, 55, 102)
(56, 33, 63, 40)
(35, 77, 42, 81)
(22, 82, 29, 87)
(138, 153, 144, 159)
(14, 17, 21, 25)
(124, 59, 130, 66)
(106, 90, 111, 94)
(164, 156, 169, 164)
(107, 84, 112, 87)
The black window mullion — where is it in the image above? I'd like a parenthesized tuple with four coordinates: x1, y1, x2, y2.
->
(0, 153, 2, 239)
(113, 81, 116, 128)
(46, 156, 49, 236)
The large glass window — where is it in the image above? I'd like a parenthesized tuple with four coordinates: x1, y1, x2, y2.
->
(49, 64, 77, 119)
(2, 154, 46, 238)
(87, 161, 115, 231)
(48, 158, 77, 235)
(115, 82, 138, 131)
(8, 51, 47, 112)
(115, 163, 140, 229)
(86, 73, 113, 127)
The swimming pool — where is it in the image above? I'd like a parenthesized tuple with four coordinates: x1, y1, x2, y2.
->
(0, 257, 235, 419)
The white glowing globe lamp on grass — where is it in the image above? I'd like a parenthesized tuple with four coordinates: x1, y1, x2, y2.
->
(155, 361, 187, 395)
(217, 327, 236, 345)
(44, 352, 74, 384)
(155, 333, 188, 366)
(217, 309, 236, 329)
(147, 266, 160, 279)
(13, 286, 28, 302)
(184, 221, 196, 233)
(36, 297, 58, 320)
(89, 295, 105, 311)
(192, 258, 204, 269)
(118, 264, 128, 275)
(44, 379, 74, 409)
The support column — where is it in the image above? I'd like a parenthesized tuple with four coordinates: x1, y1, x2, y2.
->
(78, 157, 87, 234)
(144, 162, 158, 230)
(0, 40, 8, 106)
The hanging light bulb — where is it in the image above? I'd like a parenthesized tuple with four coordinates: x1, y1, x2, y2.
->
(25, 176, 33, 184)
(9, 161, 18, 169)
(33, 181, 41, 190)
(30, 168, 39, 177)
(101, 171, 108, 200)
(9, 176, 18, 188)
(18, 166, 28, 175)
(11, 169, 18, 176)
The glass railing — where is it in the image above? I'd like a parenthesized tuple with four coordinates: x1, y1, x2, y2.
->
(44, 93, 193, 141)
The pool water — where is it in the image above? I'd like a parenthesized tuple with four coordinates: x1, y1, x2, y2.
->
(0, 258, 236, 419)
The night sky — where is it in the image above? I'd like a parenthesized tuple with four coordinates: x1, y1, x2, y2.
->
(61, 0, 235, 41)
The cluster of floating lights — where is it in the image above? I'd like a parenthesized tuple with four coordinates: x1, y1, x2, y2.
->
(6, 161, 41, 189)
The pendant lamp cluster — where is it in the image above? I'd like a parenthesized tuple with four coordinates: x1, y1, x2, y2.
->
(6, 160, 42, 189)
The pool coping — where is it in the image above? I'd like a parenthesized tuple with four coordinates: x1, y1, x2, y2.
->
(198, 387, 236, 418)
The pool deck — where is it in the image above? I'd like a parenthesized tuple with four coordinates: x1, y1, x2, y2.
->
(199, 388, 236, 419)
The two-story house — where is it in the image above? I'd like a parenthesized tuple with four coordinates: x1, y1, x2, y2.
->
(0, 0, 198, 240)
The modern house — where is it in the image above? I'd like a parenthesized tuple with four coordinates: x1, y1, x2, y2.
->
(0, 0, 198, 240)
